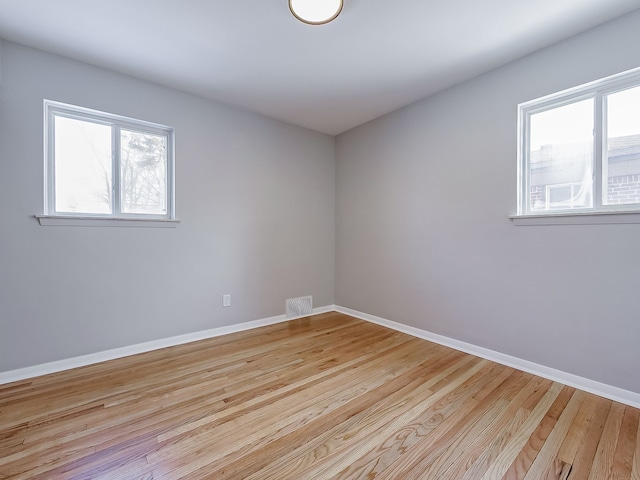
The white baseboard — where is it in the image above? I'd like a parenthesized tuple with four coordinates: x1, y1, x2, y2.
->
(0, 305, 335, 385)
(335, 305, 640, 409)
(4, 304, 639, 410)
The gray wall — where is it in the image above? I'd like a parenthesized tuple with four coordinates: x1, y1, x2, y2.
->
(2, 9, 640, 395)
(0, 41, 335, 372)
(335, 10, 640, 393)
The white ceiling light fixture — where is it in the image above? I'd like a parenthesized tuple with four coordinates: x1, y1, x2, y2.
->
(289, 0, 343, 25)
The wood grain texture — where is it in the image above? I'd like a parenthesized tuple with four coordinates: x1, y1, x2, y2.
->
(0, 312, 638, 479)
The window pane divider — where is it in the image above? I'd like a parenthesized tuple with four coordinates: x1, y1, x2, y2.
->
(113, 125, 121, 216)
(593, 92, 604, 210)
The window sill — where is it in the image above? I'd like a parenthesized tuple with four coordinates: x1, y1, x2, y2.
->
(35, 215, 180, 228)
(510, 210, 640, 226)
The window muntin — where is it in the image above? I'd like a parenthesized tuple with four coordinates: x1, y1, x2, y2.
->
(45, 101, 174, 219)
(518, 67, 640, 216)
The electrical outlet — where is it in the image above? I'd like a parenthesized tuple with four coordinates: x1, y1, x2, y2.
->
(222, 294, 231, 307)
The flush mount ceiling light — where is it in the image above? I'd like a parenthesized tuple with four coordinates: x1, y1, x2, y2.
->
(289, 0, 343, 25)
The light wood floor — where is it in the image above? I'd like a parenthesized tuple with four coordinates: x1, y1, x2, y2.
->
(1, 312, 638, 479)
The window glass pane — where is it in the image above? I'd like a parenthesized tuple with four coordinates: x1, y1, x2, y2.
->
(529, 99, 594, 211)
(604, 85, 640, 206)
(120, 129, 167, 215)
(54, 115, 112, 214)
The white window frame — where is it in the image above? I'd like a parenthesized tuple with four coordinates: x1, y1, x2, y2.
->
(513, 66, 640, 225)
(37, 100, 178, 227)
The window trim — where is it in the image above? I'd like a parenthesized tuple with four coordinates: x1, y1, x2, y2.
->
(34, 214, 180, 228)
(509, 210, 640, 226)
(41, 100, 177, 224)
(515, 66, 640, 222)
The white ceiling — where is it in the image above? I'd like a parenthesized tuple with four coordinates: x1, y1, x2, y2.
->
(0, 0, 639, 135)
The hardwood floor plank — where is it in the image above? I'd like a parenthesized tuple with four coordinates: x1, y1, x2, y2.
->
(238, 351, 478, 480)
(632, 416, 640, 480)
(220, 356, 480, 479)
(203, 350, 471, 478)
(543, 458, 573, 480)
(391, 377, 559, 480)
(556, 393, 599, 466)
(522, 390, 585, 480)
(499, 386, 576, 480)
(478, 381, 564, 480)
(0, 312, 638, 480)
(445, 377, 551, 480)
(39, 326, 414, 479)
(300, 360, 502, 480)
(611, 405, 640, 480)
(6, 318, 400, 472)
(372, 371, 543, 479)
(399, 374, 543, 479)
(336, 370, 524, 478)
(588, 402, 626, 480)
(151, 341, 467, 479)
(567, 396, 613, 480)
(459, 404, 532, 480)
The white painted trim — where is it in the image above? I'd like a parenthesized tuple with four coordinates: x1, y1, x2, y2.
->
(0, 305, 335, 385)
(510, 211, 640, 226)
(35, 215, 181, 228)
(6, 303, 637, 409)
(335, 305, 640, 409)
